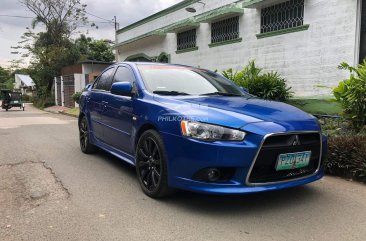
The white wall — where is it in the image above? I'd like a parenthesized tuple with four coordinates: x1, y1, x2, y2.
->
(82, 64, 110, 75)
(117, 0, 359, 96)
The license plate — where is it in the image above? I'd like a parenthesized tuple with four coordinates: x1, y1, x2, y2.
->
(276, 151, 311, 171)
(13, 101, 19, 103)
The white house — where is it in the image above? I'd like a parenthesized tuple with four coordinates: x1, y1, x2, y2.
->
(14, 74, 35, 95)
(115, 0, 364, 96)
(54, 60, 114, 108)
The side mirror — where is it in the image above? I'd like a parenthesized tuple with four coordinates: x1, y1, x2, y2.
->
(111, 82, 133, 97)
(240, 87, 249, 94)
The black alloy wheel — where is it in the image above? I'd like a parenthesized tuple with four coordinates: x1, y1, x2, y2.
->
(136, 130, 173, 198)
(79, 116, 97, 154)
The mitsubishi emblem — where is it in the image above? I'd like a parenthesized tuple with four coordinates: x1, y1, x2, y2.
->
(292, 135, 301, 146)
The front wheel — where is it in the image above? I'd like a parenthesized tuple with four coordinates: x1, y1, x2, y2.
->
(136, 130, 173, 198)
(79, 116, 97, 154)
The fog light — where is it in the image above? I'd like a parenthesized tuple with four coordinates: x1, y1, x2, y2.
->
(207, 168, 220, 182)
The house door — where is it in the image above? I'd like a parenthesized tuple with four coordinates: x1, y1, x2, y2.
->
(359, 0, 366, 63)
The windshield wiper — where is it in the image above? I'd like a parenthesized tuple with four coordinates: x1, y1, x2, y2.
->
(153, 90, 190, 96)
(200, 92, 242, 97)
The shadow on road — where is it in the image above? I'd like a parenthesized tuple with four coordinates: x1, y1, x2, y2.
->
(94, 148, 324, 216)
(163, 186, 322, 216)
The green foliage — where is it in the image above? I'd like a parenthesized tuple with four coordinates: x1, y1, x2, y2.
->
(87, 40, 115, 62)
(0, 66, 14, 89)
(222, 61, 293, 101)
(287, 98, 343, 115)
(325, 135, 366, 183)
(334, 61, 366, 131)
(72, 92, 82, 104)
(22, 94, 32, 102)
(32, 94, 55, 109)
(75, 35, 115, 62)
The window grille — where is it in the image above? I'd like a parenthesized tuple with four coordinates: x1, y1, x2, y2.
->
(211, 16, 239, 44)
(177, 29, 197, 50)
(261, 0, 304, 34)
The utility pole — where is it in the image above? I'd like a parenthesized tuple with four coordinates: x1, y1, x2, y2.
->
(114, 16, 117, 30)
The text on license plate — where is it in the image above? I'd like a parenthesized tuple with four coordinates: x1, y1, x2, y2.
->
(276, 151, 311, 171)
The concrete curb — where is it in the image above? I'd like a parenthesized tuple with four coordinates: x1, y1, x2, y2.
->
(43, 109, 78, 118)
(59, 111, 78, 118)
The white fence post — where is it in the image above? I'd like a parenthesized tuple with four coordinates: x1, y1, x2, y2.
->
(54, 77, 58, 106)
(61, 76, 64, 107)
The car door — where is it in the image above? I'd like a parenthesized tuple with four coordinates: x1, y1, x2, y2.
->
(88, 67, 115, 142)
(102, 65, 136, 154)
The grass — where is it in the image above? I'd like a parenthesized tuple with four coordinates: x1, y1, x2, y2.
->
(287, 98, 343, 115)
(64, 107, 79, 117)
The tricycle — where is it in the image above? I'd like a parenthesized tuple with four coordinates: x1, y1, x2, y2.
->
(1, 89, 25, 111)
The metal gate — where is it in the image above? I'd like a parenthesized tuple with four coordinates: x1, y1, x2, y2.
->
(62, 75, 75, 108)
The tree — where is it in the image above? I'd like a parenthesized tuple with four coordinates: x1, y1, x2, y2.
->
(14, 0, 92, 103)
(19, 0, 88, 45)
(75, 35, 115, 62)
(0, 67, 14, 90)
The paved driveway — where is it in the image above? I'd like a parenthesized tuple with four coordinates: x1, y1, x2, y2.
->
(0, 104, 365, 241)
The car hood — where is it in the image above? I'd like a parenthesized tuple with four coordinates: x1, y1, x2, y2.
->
(153, 95, 316, 129)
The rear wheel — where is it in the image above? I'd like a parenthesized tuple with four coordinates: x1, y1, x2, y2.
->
(136, 130, 173, 198)
(79, 116, 97, 154)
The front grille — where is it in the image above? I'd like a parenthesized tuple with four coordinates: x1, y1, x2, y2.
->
(248, 133, 321, 184)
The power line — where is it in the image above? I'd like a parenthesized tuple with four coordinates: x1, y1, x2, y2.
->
(82, 11, 119, 29)
(0, 14, 112, 24)
(83, 11, 113, 23)
(0, 13, 117, 29)
(0, 14, 33, 19)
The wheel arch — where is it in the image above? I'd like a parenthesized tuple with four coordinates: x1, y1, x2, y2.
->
(78, 112, 85, 127)
(134, 123, 159, 152)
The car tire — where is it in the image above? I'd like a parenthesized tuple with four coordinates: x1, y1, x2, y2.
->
(135, 130, 174, 198)
(79, 116, 97, 154)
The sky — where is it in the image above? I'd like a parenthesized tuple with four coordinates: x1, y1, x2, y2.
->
(0, 0, 181, 67)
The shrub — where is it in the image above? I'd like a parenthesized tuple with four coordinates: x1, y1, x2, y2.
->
(333, 61, 366, 131)
(222, 61, 293, 101)
(22, 94, 31, 102)
(72, 92, 82, 104)
(32, 92, 55, 109)
(325, 135, 366, 183)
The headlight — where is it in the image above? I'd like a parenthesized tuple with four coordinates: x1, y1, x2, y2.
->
(180, 120, 246, 141)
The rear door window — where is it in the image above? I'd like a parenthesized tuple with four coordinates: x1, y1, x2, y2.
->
(93, 68, 115, 91)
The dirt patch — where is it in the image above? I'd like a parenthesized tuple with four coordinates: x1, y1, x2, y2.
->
(0, 162, 69, 217)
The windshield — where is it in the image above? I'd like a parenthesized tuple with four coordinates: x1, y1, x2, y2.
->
(137, 65, 246, 96)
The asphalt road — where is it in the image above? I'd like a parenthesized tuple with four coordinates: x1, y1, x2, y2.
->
(0, 104, 366, 241)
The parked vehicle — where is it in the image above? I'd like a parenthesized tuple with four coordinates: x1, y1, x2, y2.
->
(1, 89, 25, 111)
(78, 63, 327, 198)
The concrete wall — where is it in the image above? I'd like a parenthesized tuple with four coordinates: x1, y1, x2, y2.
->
(116, 0, 359, 96)
(82, 64, 111, 75)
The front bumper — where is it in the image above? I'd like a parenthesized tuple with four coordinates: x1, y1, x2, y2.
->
(161, 121, 327, 194)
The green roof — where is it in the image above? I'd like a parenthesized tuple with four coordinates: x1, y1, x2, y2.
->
(195, 4, 244, 23)
(243, 0, 283, 8)
(163, 18, 199, 33)
(116, 0, 200, 34)
(114, 30, 166, 48)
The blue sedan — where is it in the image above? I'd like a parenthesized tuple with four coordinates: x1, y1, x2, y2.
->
(78, 62, 327, 198)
